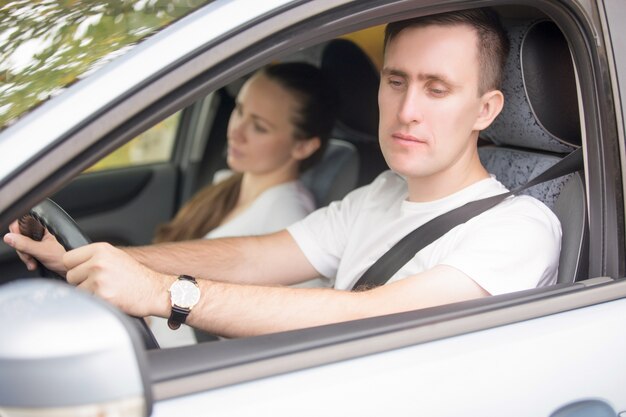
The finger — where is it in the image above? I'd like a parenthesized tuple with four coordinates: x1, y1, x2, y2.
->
(4, 235, 36, 264)
(67, 259, 94, 287)
(18, 252, 38, 271)
(8, 220, 19, 234)
(41, 226, 59, 242)
(4, 233, 39, 270)
(63, 243, 102, 271)
(4, 232, 38, 252)
(75, 273, 96, 294)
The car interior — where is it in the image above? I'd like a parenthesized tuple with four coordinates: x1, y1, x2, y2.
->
(0, 4, 591, 352)
(179, 9, 587, 285)
(165, 7, 586, 348)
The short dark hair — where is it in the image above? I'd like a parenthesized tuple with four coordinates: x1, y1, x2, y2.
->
(384, 8, 510, 95)
(262, 62, 339, 172)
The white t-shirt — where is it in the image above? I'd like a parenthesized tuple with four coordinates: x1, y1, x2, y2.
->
(206, 180, 315, 239)
(288, 170, 561, 295)
(153, 178, 318, 347)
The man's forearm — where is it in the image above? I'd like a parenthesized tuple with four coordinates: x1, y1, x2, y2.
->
(124, 230, 318, 286)
(184, 280, 371, 338)
(124, 238, 246, 281)
(170, 265, 490, 338)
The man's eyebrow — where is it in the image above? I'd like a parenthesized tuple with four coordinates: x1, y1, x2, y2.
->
(381, 68, 457, 87)
(381, 67, 408, 78)
(417, 73, 456, 86)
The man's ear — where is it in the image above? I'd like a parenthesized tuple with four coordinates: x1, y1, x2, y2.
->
(292, 137, 321, 161)
(473, 90, 504, 131)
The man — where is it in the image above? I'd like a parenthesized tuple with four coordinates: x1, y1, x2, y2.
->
(4, 9, 561, 338)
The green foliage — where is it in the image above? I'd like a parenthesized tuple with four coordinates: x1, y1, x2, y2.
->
(0, 0, 211, 128)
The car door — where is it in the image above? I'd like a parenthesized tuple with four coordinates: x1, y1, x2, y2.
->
(0, 101, 215, 283)
(0, 2, 220, 284)
(0, 0, 625, 416)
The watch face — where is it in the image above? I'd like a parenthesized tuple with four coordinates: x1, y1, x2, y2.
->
(169, 279, 200, 308)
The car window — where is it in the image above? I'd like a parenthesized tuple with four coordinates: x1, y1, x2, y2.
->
(83, 24, 383, 175)
(85, 111, 181, 172)
(0, 0, 212, 130)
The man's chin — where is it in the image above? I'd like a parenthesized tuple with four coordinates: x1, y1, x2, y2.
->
(384, 155, 432, 178)
(388, 166, 429, 180)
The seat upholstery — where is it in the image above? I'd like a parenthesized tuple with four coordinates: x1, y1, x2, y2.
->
(320, 39, 388, 187)
(301, 138, 359, 207)
(481, 19, 587, 284)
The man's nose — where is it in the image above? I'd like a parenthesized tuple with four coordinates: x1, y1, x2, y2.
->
(398, 89, 423, 125)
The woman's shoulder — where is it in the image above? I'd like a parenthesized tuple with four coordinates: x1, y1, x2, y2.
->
(255, 180, 316, 213)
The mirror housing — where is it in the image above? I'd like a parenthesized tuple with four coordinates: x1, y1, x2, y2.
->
(0, 279, 151, 417)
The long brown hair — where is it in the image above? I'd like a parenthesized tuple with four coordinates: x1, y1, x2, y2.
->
(153, 173, 242, 243)
(153, 62, 338, 243)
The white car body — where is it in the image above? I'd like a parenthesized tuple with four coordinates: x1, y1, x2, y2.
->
(0, 0, 625, 416)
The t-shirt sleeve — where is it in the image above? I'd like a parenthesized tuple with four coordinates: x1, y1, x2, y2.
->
(288, 184, 370, 278)
(440, 197, 562, 295)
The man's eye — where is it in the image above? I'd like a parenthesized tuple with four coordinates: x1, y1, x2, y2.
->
(387, 78, 404, 88)
(428, 86, 449, 97)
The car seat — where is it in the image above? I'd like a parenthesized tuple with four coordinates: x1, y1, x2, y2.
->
(481, 19, 587, 284)
(301, 139, 359, 207)
(320, 39, 388, 187)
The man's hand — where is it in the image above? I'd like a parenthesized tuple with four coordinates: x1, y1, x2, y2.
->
(4, 220, 67, 276)
(64, 242, 171, 318)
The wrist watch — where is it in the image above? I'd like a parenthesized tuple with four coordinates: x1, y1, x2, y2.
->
(167, 275, 201, 330)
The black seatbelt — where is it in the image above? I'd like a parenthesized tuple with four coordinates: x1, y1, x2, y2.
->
(351, 148, 584, 291)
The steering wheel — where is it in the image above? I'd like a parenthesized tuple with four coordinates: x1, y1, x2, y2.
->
(19, 198, 160, 350)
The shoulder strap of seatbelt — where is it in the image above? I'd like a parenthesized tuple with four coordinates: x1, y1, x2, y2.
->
(351, 148, 584, 291)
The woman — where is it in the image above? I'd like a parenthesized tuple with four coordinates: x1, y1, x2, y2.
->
(151, 62, 338, 345)
(153, 62, 338, 243)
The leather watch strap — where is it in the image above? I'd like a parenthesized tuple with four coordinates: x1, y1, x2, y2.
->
(178, 275, 195, 283)
(168, 305, 191, 330)
(167, 275, 199, 330)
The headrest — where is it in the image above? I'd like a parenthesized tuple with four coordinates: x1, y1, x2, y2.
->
(301, 139, 359, 206)
(321, 39, 380, 141)
(482, 20, 581, 152)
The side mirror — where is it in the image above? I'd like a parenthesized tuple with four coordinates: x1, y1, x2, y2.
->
(0, 279, 152, 417)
